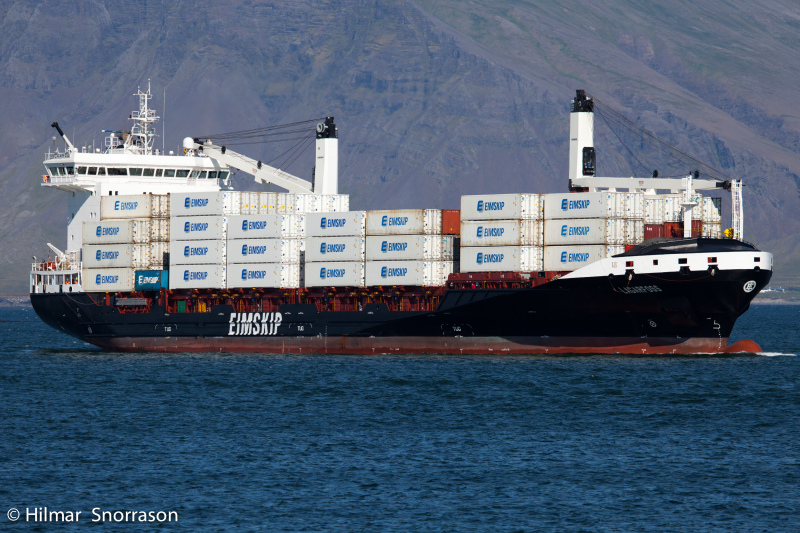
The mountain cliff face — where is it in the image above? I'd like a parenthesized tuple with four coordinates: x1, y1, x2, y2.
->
(1, 0, 799, 292)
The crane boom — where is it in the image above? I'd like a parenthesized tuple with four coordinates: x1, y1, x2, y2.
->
(191, 117, 339, 195)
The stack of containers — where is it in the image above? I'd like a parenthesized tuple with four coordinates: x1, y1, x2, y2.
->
(541, 192, 641, 271)
(645, 194, 722, 238)
(82, 194, 169, 292)
(364, 210, 455, 286)
(459, 194, 543, 273)
(303, 212, 367, 287)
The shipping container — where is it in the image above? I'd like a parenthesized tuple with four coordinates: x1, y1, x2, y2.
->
(305, 236, 366, 262)
(280, 263, 304, 289)
(460, 220, 542, 247)
(258, 192, 277, 214)
(134, 270, 169, 291)
(703, 223, 722, 238)
(227, 263, 281, 289)
(703, 197, 722, 223)
(624, 219, 645, 245)
(644, 196, 664, 224)
(281, 239, 304, 263)
(281, 214, 306, 238)
(293, 194, 350, 214)
(240, 192, 261, 215)
(275, 193, 296, 214)
(625, 192, 644, 218)
(366, 209, 442, 235)
(644, 224, 665, 240)
(542, 245, 619, 272)
(305, 211, 366, 237)
(664, 222, 682, 238)
(169, 240, 227, 265)
(152, 194, 169, 218)
(684, 219, 703, 238)
(169, 215, 228, 241)
(100, 195, 157, 220)
(305, 262, 366, 287)
(460, 194, 542, 221)
(82, 220, 151, 244)
(82, 244, 151, 269)
(459, 246, 543, 273)
(169, 191, 240, 217)
(149, 242, 169, 267)
(149, 218, 170, 242)
(543, 218, 624, 246)
(226, 239, 281, 264)
(442, 210, 460, 234)
(663, 195, 683, 223)
(169, 265, 227, 290)
(543, 192, 628, 219)
(82, 268, 136, 292)
(226, 214, 282, 239)
(365, 235, 455, 261)
(365, 261, 454, 287)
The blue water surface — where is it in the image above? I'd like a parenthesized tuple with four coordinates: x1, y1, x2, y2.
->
(0, 304, 798, 531)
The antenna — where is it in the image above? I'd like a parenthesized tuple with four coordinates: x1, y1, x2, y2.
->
(163, 87, 166, 154)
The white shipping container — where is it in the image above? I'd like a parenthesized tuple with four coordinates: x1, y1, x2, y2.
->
(149, 242, 169, 267)
(281, 214, 306, 238)
(625, 192, 644, 219)
(305, 262, 366, 287)
(365, 261, 454, 287)
(150, 218, 170, 242)
(703, 223, 722, 238)
(663, 195, 683, 223)
(703, 197, 722, 223)
(227, 263, 282, 289)
(365, 235, 455, 261)
(226, 239, 280, 264)
(169, 265, 226, 289)
(543, 218, 624, 245)
(239, 192, 261, 215)
(281, 239, 304, 263)
(82, 244, 150, 269)
(82, 220, 151, 244)
(305, 236, 366, 262)
(542, 192, 627, 219)
(152, 194, 169, 218)
(366, 209, 442, 235)
(226, 214, 282, 239)
(543, 245, 621, 272)
(275, 193, 297, 214)
(460, 220, 542, 247)
(459, 246, 543, 273)
(82, 268, 135, 292)
(169, 191, 240, 217)
(281, 263, 304, 289)
(305, 211, 367, 237)
(460, 193, 542, 221)
(169, 240, 227, 265)
(644, 196, 664, 224)
(100, 194, 156, 219)
(624, 219, 645, 245)
(258, 192, 277, 214)
(169, 216, 228, 241)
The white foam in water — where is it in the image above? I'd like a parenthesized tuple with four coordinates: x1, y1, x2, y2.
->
(757, 352, 796, 357)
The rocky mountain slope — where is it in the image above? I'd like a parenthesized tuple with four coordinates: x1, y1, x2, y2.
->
(1, 0, 799, 293)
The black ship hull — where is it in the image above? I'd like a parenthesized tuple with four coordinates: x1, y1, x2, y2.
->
(31, 263, 771, 355)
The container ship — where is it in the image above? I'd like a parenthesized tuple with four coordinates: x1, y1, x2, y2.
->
(30, 86, 772, 354)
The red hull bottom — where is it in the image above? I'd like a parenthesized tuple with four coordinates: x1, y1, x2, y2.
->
(93, 336, 762, 355)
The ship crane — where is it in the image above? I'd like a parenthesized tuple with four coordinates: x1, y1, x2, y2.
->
(188, 117, 339, 195)
(568, 90, 744, 240)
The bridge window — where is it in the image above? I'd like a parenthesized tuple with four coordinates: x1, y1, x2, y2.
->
(129, 168, 143, 176)
(142, 168, 154, 176)
(107, 167, 127, 176)
(219, 171, 229, 180)
(208, 171, 218, 179)
(76, 166, 87, 174)
(164, 169, 175, 177)
(65, 166, 75, 175)
(154, 169, 163, 177)
(87, 167, 97, 175)
(97, 167, 106, 175)
(176, 170, 189, 178)
(199, 171, 208, 179)
(190, 170, 200, 178)
(47, 166, 58, 175)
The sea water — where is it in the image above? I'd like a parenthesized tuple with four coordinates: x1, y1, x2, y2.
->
(0, 305, 798, 531)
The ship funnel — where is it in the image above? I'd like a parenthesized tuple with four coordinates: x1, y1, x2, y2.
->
(569, 89, 594, 192)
